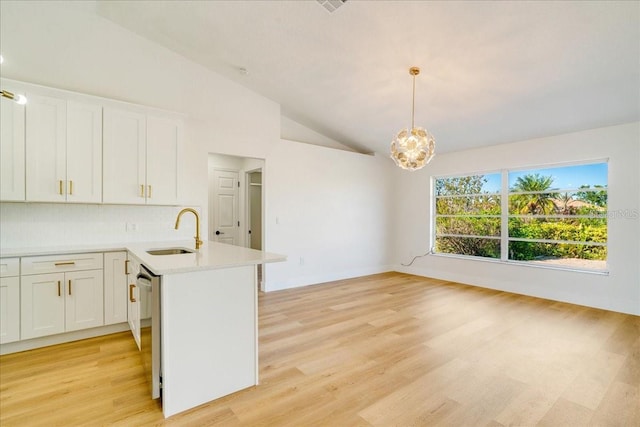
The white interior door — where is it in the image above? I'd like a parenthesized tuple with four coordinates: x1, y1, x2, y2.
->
(212, 169, 239, 245)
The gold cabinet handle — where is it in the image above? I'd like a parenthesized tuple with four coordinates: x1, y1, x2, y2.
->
(68, 180, 73, 195)
(129, 284, 136, 302)
(59, 180, 64, 195)
(68, 279, 72, 296)
(148, 185, 152, 199)
(57, 280, 61, 297)
(54, 261, 75, 267)
(124, 259, 130, 275)
(140, 184, 145, 198)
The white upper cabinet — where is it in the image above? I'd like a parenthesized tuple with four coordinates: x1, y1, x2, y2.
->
(66, 102, 103, 203)
(103, 107, 147, 205)
(26, 93, 102, 203)
(2, 79, 182, 206)
(0, 82, 26, 201)
(146, 115, 181, 206)
(103, 107, 182, 206)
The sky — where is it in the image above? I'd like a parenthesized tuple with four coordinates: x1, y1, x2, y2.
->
(509, 162, 608, 190)
(453, 162, 608, 194)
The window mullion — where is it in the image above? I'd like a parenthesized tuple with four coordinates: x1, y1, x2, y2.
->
(500, 169, 509, 261)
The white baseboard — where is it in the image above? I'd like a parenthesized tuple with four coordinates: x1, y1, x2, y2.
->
(0, 323, 131, 355)
(264, 265, 394, 292)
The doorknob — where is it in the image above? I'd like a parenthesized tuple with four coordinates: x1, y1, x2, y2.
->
(215, 230, 225, 235)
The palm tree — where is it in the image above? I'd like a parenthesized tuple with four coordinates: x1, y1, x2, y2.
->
(510, 174, 557, 215)
(558, 192, 575, 215)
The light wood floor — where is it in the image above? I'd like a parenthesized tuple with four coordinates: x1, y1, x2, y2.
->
(1, 272, 638, 426)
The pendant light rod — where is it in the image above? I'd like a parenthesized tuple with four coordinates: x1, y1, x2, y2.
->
(409, 67, 420, 129)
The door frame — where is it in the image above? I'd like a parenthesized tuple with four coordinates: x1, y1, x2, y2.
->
(245, 167, 264, 291)
(245, 168, 263, 250)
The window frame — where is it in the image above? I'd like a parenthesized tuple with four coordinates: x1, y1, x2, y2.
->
(431, 160, 609, 274)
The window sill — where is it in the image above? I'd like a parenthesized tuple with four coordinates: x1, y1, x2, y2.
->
(429, 252, 610, 276)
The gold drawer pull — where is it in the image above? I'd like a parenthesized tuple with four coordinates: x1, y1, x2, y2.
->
(68, 279, 72, 295)
(59, 180, 64, 195)
(148, 185, 152, 199)
(129, 284, 136, 302)
(124, 259, 130, 275)
(57, 280, 61, 297)
(68, 180, 73, 195)
(54, 261, 76, 267)
(140, 184, 145, 197)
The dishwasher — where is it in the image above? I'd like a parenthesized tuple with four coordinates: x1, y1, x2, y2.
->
(137, 265, 162, 399)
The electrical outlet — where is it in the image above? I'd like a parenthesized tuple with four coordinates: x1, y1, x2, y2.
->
(126, 223, 138, 232)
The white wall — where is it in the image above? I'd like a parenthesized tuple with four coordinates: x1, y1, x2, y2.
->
(281, 116, 358, 153)
(0, 1, 396, 290)
(394, 122, 640, 315)
(265, 140, 395, 290)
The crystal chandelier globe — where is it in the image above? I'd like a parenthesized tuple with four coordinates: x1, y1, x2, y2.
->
(390, 67, 435, 171)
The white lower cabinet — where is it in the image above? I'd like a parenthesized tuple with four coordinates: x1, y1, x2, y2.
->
(0, 278, 20, 344)
(64, 269, 104, 332)
(20, 273, 66, 339)
(104, 252, 128, 325)
(0, 258, 21, 344)
(20, 254, 104, 340)
(127, 255, 141, 350)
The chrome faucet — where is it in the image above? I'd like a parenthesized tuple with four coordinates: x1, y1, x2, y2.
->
(175, 208, 203, 250)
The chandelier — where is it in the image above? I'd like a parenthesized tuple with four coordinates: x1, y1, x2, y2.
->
(390, 66, 435, 171)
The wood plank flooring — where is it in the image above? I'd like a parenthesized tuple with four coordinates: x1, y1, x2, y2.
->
(1, 272, 638, 426)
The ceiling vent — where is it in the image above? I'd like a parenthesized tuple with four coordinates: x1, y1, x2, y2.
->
(316, 0, 347, 13)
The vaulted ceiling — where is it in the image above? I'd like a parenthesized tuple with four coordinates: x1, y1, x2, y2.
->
(97, 1, 639, 154)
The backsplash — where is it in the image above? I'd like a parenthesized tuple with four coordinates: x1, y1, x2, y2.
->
(0, 203, 200, 250)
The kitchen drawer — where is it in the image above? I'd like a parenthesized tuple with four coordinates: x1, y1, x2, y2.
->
(21, 253, 103, 275)
(0, 258, 20, 277)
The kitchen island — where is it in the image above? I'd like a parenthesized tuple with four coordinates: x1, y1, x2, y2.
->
(126, 240, 286, 418)
(0, 239, 284, 417)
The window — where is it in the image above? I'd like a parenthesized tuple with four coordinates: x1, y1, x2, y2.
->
(434, 162, 608, 271)
(434, 173, 502, 259)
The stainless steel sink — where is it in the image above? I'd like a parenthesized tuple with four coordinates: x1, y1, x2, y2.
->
(146, 248, 194, 256)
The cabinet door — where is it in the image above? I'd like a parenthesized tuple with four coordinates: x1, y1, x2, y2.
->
(21, 273, 65, 339)
(127, 257, 141, 350)
(65, 269, 104, 332)
(25, 94, 67, 202)
(0, 92, 26, 201)
(103, 108, 146, 204)
(128, 282, 141, 350)
(146, 115, 181, 205)
(66, 101, 102, 203)
(104, 252, 128, 325)
(0, 277, 20, 344)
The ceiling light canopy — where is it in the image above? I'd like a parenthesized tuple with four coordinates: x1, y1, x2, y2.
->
(390, 67, 435, 171)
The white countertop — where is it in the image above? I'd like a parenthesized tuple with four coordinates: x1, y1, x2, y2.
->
(1, 240, 286, 275)
(0, 243, 133, 258)
(126, 240, 286, 275)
